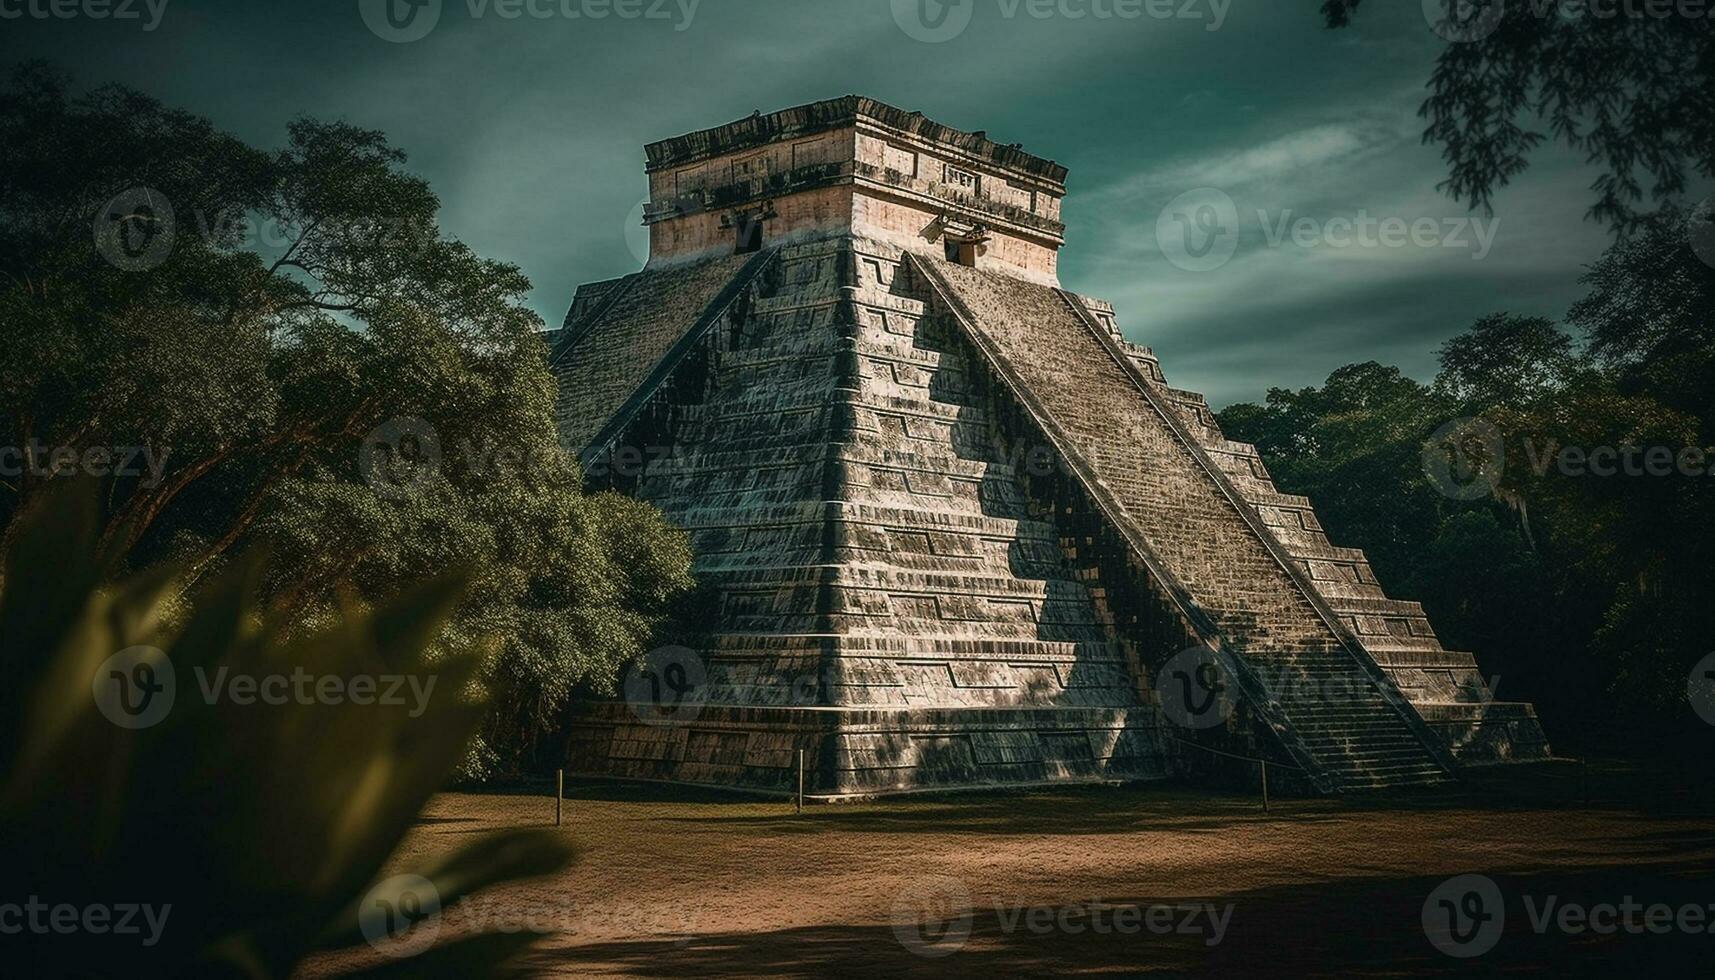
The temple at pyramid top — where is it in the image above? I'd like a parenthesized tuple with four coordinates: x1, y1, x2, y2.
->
(640, 95, 1068, 284)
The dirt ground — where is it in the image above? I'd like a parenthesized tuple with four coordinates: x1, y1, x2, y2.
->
(302, 761, 1715, 978)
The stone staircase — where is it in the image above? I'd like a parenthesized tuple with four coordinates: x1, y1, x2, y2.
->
(1249, 650, 1449, 789)
(1068, 295, 1549, 765)
(908, 253, 1454, 792)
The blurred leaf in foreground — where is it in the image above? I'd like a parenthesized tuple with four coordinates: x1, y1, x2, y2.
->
(0, 481, 574, 978)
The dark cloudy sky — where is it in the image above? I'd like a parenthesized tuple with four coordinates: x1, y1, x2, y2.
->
(7, 0, 1623, 406)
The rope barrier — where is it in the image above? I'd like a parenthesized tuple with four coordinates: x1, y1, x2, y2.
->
(1164, 735, 1306, 772)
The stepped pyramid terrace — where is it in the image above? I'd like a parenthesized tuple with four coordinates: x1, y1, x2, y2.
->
(549, 96, 1550, 799)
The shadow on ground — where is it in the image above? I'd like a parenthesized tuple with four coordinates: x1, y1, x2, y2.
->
(530, 859, 1715, 978)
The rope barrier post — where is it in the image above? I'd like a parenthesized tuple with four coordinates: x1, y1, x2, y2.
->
(1260, 760, 1270, 813)
(556, 769, 563, 827)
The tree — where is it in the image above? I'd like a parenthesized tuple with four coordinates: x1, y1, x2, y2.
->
(1322, 1, 1715, 232)
(1569, 206, 1715, 426)
(1435, 313, 1577, 409)
(0, 63, 695, 779)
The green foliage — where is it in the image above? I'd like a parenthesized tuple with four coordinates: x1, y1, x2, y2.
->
(0, 63, 695, 780)
(0, 483, 574, 977)
(1436, 314, 1576, 408)
(1569, 208, 1715, 427)
(1218, 215, 1715, 750)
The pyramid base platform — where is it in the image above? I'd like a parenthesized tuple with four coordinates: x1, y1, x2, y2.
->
(566, 703, 1175, 801)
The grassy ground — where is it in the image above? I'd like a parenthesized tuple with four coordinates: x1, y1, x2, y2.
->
(302, 760, 1715, 978)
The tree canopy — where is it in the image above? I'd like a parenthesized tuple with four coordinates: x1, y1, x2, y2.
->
(0, 63, 694, 779)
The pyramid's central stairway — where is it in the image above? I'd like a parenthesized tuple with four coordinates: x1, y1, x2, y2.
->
(551, 97, 1549, 798)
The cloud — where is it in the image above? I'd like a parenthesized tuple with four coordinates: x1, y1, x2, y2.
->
(1150, 121, 1398, 194)
(1064, 103, 1613, 408)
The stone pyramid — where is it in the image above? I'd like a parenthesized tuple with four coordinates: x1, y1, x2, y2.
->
(552, 97, 1549, 799)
